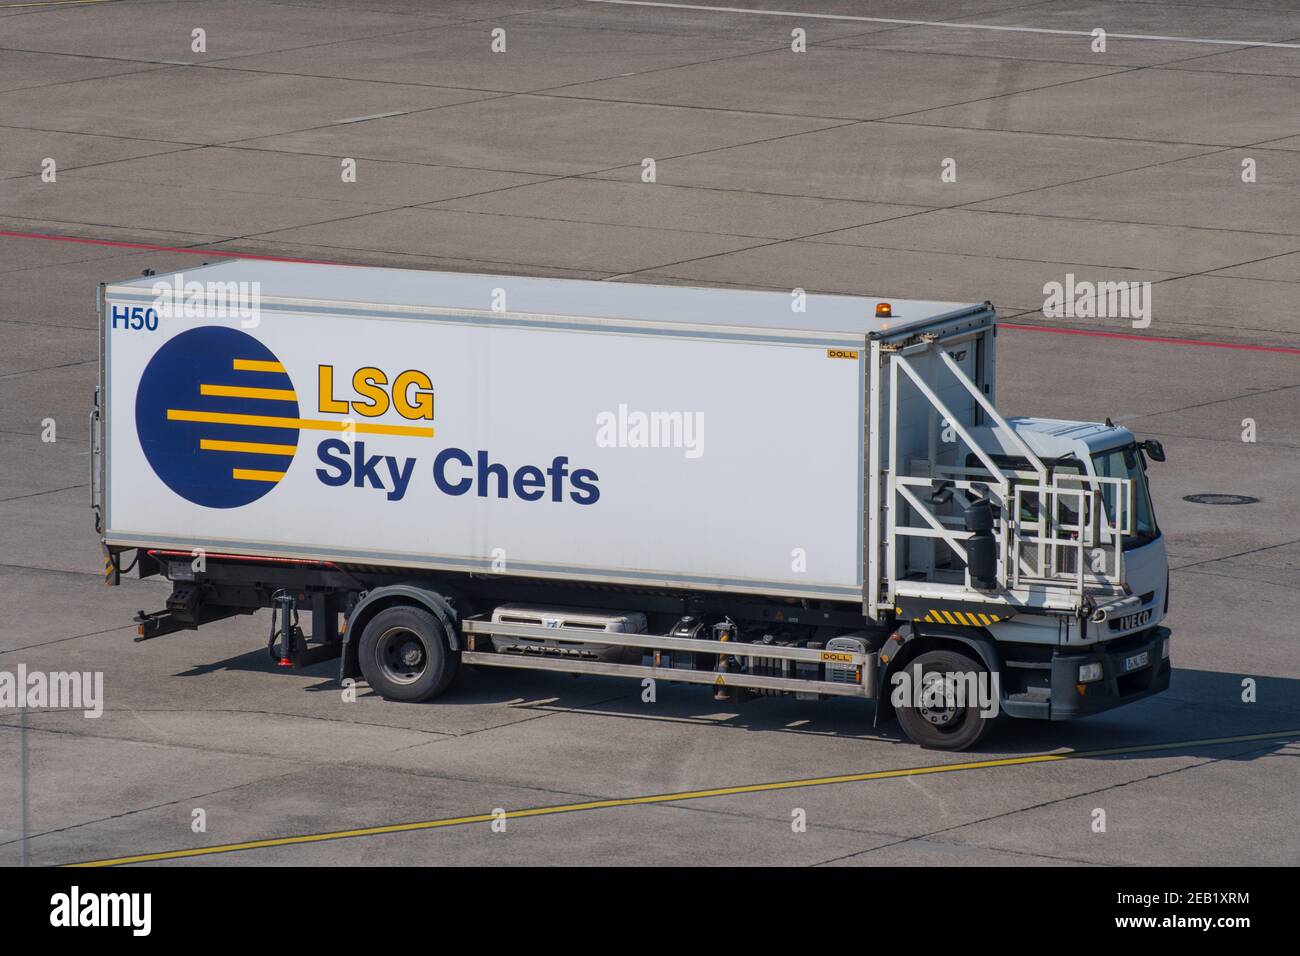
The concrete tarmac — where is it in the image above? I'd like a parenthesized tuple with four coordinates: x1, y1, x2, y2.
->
(0, 0, 1296, 866)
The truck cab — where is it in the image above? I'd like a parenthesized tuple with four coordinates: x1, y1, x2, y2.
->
(884, 403, 1172, 717)
(984, 418, 1166, 628)
(940, 417, 1169, 639)
(872, 324, 1171, 745)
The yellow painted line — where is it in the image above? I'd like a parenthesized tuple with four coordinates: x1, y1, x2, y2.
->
(232, 359, 284, 373)
(200, 439, 296, 456)
(167, 408, 434, 438)
(232, 468, 286, 482)
(66, 729, 1300, 867)
(200, 383, 297, 402)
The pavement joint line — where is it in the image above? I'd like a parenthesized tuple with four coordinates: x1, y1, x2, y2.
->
(1116, 379, 1300, 424)
(63, 728, 1300, 867)
(601, 125, 1245, 286)
(1177, 565, 1300, 595)
(810, 738, 1286, 867)
(0, 483, 87, 504)
(336, 110, 416, 124)
(582, 0, 1300, 50)
(0, 0, 109, 7)
(181, 109, 860, 257)
(211, 110, 866, 247)
(997, 323, 1300, 355)
(1171, 536, 1300, 572)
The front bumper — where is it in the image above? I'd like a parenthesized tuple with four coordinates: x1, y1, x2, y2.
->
(999, 626, 1170, 720)
(1047, 626, 1170, 720)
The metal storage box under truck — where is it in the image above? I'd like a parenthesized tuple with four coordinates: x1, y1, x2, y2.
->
(94, 260, 1172, 750)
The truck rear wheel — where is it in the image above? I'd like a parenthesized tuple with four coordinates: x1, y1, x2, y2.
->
(358, 605, 458, 702)
(894, 649, 995, 751)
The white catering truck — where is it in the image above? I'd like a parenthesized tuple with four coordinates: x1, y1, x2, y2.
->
(94, 261, 1171, 749)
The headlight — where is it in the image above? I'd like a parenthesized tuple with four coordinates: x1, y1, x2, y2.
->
(1078, 662, 1103, 683)
(1161, 637, 1170, 660)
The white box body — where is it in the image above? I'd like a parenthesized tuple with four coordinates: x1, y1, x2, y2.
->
(98, 262, 988, 602)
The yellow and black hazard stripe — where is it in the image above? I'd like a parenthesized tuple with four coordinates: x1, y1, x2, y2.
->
(103, 544, 120, 587)
(918, 608, 1003, 627)
(894, 601, 1009, 628)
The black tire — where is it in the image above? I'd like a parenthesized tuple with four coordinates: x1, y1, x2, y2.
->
(893, 649, 995, 751)
(358, 605, 459, 702)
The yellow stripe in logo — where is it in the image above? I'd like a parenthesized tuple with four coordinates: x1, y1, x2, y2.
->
(201, 384, 297, 402)
(232, 359, 285, 373)
(232, 468, 286, 482)
(168, 409, 434, 438)
(200, 439, 296, 456)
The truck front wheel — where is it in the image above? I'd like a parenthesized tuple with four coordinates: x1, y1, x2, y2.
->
(893, 649, 995, 751)
(358, 605, 459, 702)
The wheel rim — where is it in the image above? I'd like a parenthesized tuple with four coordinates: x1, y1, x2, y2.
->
(917, 672, 965, 730)
(375, 626, 428, 685)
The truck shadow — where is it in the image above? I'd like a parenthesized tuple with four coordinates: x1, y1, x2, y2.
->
(436, 665, 1300, 763)
(178, 652, 1300, 763)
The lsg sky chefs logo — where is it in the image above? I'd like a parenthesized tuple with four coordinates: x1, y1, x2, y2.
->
(134, 326, 600, 508)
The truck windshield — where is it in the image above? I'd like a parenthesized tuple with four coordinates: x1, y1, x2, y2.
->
(1091, 445, 1159, 549)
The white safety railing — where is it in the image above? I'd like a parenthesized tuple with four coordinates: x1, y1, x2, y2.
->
(886, 348, 1134, 608)
(893, 472, 1011, 592)
(1009, 472, 1133, 592)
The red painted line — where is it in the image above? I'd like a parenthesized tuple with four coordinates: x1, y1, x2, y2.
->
(1000, 322, 1300, 356)
(5, 230, 1298, 355)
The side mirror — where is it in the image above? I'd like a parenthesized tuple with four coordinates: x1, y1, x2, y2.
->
(1142, 439, 1166, 462)
(929, 480, 954, 506)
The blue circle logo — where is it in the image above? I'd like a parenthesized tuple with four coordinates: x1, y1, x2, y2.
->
(136, 326, 299, 508)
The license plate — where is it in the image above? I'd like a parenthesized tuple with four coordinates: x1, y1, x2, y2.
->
(1117, 609, 1151, 631)
(1123, 651, 1150, 673)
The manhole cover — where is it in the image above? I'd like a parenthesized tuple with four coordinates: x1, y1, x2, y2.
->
(1182, 493, 1259, 506)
